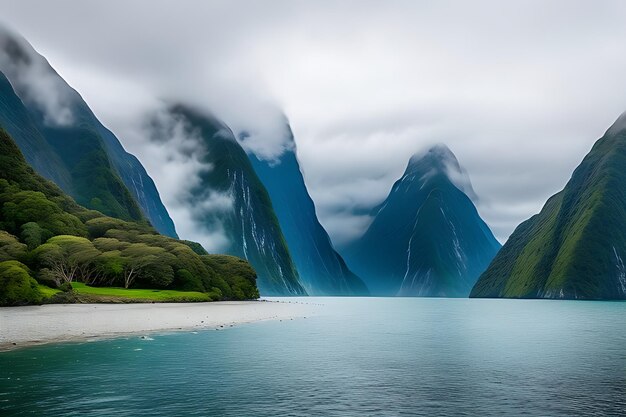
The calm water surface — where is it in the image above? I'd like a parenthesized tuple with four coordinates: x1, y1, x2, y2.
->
(1, 298, 625, 416)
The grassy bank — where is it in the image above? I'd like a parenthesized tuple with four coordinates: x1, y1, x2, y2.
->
(39, 283, 214, 303)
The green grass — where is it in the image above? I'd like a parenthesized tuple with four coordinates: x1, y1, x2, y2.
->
(70, 282, 212, 302)
(37, 285, 61, 298)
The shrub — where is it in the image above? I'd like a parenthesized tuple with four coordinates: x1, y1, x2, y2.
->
(0, 260, 42, 306)
(175, 269, 206, 292)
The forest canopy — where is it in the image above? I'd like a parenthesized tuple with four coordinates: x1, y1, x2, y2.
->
(0, 127, 259, 305)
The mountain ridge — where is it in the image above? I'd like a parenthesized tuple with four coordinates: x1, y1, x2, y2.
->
(0, 26, 178, 237)
(342, 144, 501, 297)
(247, 124, 369, 296)
(471, 113, 626, 300)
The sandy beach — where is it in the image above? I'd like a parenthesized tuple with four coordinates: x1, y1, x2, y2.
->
(0, 299, 319, 351)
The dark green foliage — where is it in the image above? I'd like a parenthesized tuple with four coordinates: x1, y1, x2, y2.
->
(471, 116, 626, 300)
(20, 222, 47, 250)
(181, 240, 209, 256)
(0, 260, 41, 305)
(201, 255, 260, 300)
(32, 235, 101, 284)
(36, 268, 60, 288)
(0, 231, 27, 262)
(0, 127, 259, 304)
(0, 187, 86, 238)
(174, 269, 205, 292)
(85, 216, 152, 239)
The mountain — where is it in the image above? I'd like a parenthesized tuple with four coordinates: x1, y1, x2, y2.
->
(342, 145, 501, 297)
(0, 126, 259, 305)
(471, 114, 626, 300)
(153, 106, 306, 296)
(246, 125, 368, 295)
(0, 26, 178, 237)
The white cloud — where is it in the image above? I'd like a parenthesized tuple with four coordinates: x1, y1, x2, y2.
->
(0, 26, 75, 126)
(118, 101, 235, 252)
(2, 0, 626, 244)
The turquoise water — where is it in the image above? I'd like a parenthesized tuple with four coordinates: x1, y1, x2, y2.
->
(1, 298, 625, 416)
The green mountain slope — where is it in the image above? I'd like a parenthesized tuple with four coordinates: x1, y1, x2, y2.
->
(471, 114, 626, 299)
(152, 106, 306, 296)
(0, 127, 258, 305)
(0, 26, 178, 237)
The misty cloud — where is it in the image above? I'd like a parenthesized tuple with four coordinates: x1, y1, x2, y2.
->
(2, 0, 626, 244)
(0, 26, 75, 126)
(129, 104, 235, 252)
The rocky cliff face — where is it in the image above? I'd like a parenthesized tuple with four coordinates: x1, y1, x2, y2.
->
(151, 106, 306, 295)
(248, 125, 368, 295)
(343, 145, 501, 297)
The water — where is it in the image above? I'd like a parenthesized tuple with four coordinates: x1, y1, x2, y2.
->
(1, 298, 625, 416)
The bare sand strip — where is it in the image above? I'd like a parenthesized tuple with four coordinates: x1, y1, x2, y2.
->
(0, 299, 318, 351)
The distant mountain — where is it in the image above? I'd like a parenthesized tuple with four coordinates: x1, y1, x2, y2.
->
(154, 105, 306, 296)
(0, 26, 177, 237)
(471, 114, 626, 300)
(342, 145, 501, 297)
(246, 125, 368, 295)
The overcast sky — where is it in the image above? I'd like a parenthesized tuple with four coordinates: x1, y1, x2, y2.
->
(2, 0, 626, 245)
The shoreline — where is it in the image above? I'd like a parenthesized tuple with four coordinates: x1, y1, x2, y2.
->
(0, 298, 319, 352)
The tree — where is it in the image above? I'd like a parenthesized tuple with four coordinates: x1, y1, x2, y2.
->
(120, 243, 176, 288)
(32, 235, 102, 284)
(95, 250, 125, 286)
(0, 231, 27, 262)
(0, 260, 42, 306)
(0, 190, 85, 237)
(20, 222, 48, 250)
(92, 237, 130, 252)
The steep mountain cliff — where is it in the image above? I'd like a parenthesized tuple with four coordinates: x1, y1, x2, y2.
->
(0, 26, 177, 237)
(471, 114, 626, 300)
(247, 125, 368, 295)
(343, 145, 501, 297)
(152, 106, 306, 295)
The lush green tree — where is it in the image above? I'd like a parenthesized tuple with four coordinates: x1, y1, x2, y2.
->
(0, 189, 85, 237)
(36, 267, 61, 288)
(201, 255, 259, 300)
(0, 260, 42, 306)
(32, 235, 102, 284)
(92, 237, 130, 252)
(0, 231, 27, 262)
(120, 243, 176, 288)
(174, 268, 206, 292)
(181, 240, 209, 255)
(95, 250, 125, 286)
(20, 222, 49, 250)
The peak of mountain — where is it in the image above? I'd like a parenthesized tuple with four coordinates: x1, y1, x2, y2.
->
(405, 144, 478, 201)
(605, 111, 626, 136)
(153, 105, 306, 296)
(247, 123, 369, 296)
(471, 113, 626, 300)
(0, 26, 177, 237)
(342, 145, 500, 297)
(407, 144, 456, 170)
